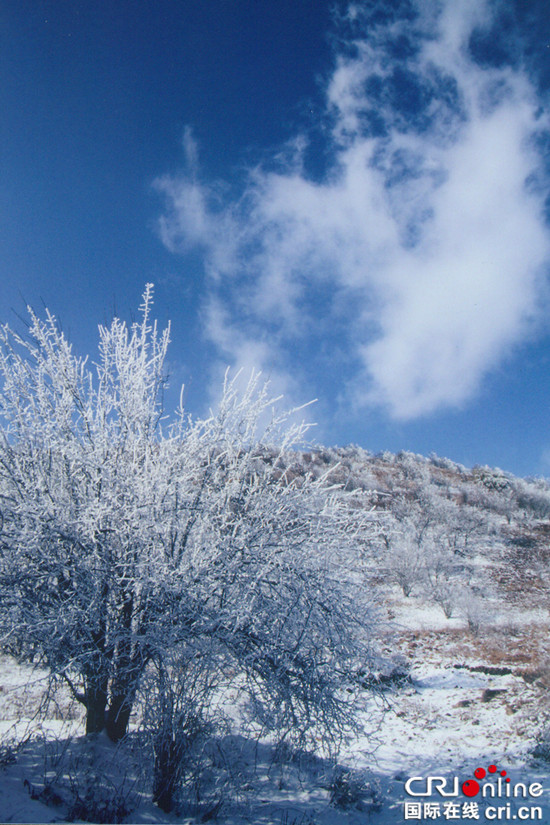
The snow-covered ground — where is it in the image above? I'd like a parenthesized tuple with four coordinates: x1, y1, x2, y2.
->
(1, 605, 548, 824)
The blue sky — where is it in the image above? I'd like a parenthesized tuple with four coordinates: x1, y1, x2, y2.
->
(2, 0, 550, 477)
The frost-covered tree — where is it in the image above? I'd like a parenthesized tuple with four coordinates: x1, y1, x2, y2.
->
(377, 478, 482, 606)
(379, 526, 424, 597)
(378, 489, 439, 597)
(0, 287, 379, 772)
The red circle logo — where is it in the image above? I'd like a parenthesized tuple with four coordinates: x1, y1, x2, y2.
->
(462, 780, 480, 797)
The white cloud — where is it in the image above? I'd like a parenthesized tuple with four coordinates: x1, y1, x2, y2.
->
(156, 0, 550, 420)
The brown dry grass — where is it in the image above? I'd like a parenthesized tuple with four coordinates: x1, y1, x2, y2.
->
(397, 621, 550, 676)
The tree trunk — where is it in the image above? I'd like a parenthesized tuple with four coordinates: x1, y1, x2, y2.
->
(85, 683, 108, 735)
(85, 603, 110, 735)
(152, 737, 180, 813)
(105, 593, 142, 742)
(105, 687, 134, 742)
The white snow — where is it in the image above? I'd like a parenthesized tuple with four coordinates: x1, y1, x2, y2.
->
(1, 608, 548, 823)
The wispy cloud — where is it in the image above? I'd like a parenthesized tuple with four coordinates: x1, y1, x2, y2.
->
(155, 0, 550, 420)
